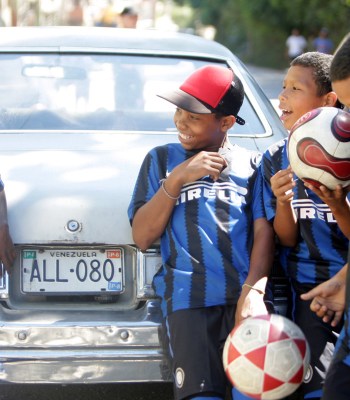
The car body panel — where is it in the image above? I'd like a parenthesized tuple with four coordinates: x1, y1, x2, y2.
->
(0, 27, 287, 384)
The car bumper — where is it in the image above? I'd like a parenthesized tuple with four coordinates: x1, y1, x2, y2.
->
(0, 301, 170, 384)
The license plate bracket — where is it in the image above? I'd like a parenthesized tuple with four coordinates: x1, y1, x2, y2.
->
(21, 247, 124, 295)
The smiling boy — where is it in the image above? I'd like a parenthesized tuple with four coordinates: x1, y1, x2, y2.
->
(261, 52, 350, 399)
(128, 65, 274, 400)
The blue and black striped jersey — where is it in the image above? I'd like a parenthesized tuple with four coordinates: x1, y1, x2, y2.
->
(128, 142, 264, 317)
(262, 138, 349, 285)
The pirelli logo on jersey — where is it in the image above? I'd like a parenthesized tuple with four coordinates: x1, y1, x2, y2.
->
(292, 199, 337, 223)
(177, 181, 248, 205)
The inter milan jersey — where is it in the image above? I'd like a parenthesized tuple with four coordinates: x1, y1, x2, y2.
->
(262, 138, 349, 285)
(128, 142, 264, 317)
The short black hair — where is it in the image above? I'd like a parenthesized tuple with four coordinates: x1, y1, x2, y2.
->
(291, 52, 333, 97)
(330, 34, 350, 82)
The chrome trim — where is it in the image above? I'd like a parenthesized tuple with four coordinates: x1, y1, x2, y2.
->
(0, 266, 8, 299)
(137, 249, 162, 299)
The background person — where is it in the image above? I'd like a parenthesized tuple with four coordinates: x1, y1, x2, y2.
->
(66, 0, 84, 26)
(286, 28, 308, 62)
(118, 6, 138, 29)
(128, 65, 274, 400)
(313, 28, 334, 55)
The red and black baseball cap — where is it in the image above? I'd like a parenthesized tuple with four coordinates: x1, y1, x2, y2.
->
(158, 65, 245, 125)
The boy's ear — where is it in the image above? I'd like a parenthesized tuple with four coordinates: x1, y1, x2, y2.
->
(221, 115, 235, 131)
(324, 91, 338, 107)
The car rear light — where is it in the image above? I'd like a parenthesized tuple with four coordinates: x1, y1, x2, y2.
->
(136, 249, 162, 299)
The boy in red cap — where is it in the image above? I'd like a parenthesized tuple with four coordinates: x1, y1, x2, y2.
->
(128, 65, 274, 400)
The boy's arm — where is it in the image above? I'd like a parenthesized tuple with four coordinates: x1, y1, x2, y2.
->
(235, 217, 275, 324)
(304, 183, 350, 238)
(132, 151, 227, 250)
(0, 189, 16, 275)
(132, 173, 182, 251)
(270, 168, 298, 246)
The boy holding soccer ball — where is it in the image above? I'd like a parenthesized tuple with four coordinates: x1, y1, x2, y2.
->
(261, 51, 350, 400)
(128, 65, 274, 400)
(300, 34, 350, 400)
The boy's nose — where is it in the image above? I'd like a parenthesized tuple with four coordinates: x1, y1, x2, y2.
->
(175, 115, 187, 129)
(278, 89, 287, 101)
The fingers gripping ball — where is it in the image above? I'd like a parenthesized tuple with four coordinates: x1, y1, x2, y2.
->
(222, 314, 310, 400)
(288, 107, 350, 190)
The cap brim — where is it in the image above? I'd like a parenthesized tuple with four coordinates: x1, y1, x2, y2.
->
(157, 87, 245, 125)
(157, 88, 212, 114)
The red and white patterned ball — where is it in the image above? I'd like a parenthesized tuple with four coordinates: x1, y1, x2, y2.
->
(223, 314, 310, 400)
(288, 106, 350, 190)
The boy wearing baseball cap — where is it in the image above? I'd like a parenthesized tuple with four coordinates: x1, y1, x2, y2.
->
(128, 65, 274, 400)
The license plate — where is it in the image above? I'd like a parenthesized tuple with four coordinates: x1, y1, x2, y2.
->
(21, 248, 124, 295)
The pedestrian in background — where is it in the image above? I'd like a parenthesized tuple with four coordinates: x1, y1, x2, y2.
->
(66, 0, 84, 26)
(286, 28, 308, 62)
(313, 28, 334, 54)
(118, 7, 138, 29)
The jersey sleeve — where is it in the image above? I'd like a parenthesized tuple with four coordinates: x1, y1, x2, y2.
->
(261, 154, 277, 222)
(260, 138, 288, 222)
(127, 147, 163, 225)
(251, 162, 266, 221)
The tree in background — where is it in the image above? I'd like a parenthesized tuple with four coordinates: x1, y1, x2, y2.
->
(172, 0, 350, 68)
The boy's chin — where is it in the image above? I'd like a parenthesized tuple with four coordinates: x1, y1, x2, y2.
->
(283, 120, 297, 131)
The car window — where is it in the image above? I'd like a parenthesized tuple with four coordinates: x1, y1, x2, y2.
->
(0, 54, 264, 134)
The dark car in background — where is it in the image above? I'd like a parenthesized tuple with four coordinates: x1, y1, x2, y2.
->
(0, 26, 287, 384)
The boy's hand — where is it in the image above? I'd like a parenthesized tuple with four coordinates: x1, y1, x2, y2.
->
(304, 183, 349, 210)
(173, 151, 227, 184)
(270, 166, 295, 204)
(300, 275, 346, 327)
(304, 183, 350, 238)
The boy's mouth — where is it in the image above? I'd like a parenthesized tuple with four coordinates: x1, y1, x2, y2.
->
(280, 109, 292, 117)
(280, 109, 293, 122)
(178, 132, 194, 140)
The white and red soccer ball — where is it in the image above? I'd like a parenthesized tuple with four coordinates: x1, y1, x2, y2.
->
(288, 106, 350, 190)
(223, 314, 310, 400)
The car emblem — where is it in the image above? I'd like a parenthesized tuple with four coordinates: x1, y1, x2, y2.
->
(66, 219, 81, 233)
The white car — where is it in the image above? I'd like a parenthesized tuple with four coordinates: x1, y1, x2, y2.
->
(0, 26, 287, 384)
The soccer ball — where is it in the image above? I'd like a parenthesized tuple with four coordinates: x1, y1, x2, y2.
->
(223, 314, 310, 400)
(288, 107, 350, 190)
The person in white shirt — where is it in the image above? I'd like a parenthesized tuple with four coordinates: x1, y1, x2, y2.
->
(286, 28, 308, 61)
